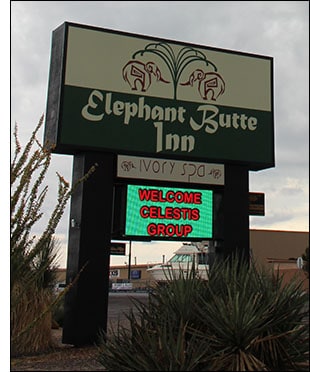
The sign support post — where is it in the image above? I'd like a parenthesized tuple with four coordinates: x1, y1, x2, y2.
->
(221, 164, 250, 264)
(62, 152, 114, 346)
(43, 21, 274, 347)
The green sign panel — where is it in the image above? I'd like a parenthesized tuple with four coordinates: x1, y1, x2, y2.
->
(125, 184, 213, 240)
(45, 22, 274, 170)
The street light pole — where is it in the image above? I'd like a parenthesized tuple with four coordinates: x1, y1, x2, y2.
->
(128, 240, 132, 281)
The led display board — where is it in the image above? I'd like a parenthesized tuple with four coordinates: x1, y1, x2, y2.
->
(45, 22, 274, 170)
(124, 184, 213, 240)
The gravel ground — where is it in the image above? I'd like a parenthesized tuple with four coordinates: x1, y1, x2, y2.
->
(10, 292, 145, 371)
(10, 294, 308, 371)
(10, 328, 106, 371)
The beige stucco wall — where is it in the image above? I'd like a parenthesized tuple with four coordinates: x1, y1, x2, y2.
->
(250, 229, 309, 265)
(250, 229, 309, 291)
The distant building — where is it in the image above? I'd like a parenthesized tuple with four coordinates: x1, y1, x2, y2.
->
(250, 229, 308, 265)
(56, 229, 309, 291)
(250, 229, 308, 290)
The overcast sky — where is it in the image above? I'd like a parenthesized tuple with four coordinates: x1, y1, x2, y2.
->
(10, 1, 309, 268)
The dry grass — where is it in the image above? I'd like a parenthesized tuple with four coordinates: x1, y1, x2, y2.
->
(10, 312, 130, 370)
(11, 284, 55, 357)
(10, 328, 111, 371)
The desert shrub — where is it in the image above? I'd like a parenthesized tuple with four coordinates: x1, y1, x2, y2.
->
(11, 115, 95, 355)
(52, 295, 65, 328)
(302, 247, 309, 278)
(11, 282, 54, 355)
(97, 256, 309, 371)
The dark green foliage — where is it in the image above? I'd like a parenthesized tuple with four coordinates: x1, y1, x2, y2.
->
(193, 257, 309, 371)
(97, 256, 309, 371)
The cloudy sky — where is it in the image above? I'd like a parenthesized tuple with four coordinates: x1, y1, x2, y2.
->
(10, 1, 309, 268)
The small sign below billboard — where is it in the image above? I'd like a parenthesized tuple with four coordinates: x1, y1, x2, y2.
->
(249, 192, 265, 216)
(117, 155, 224, 185)
(110, 242, 126, 255)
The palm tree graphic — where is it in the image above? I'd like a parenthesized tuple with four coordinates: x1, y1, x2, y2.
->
(131, 42, 218, 100)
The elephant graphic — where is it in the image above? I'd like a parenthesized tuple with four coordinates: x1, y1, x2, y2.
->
(181, 69, 225, 101)
(122, 60, 170, 92)
(121, 161, 136, 172)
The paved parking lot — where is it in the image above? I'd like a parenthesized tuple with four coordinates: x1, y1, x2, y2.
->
(107, 292, 149, 330)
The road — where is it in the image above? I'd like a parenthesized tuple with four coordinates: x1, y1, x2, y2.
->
(107, 292, 149, 330)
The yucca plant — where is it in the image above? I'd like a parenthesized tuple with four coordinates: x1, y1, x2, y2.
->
(97, 255, 309, 371)
(98, 272, 210, 371)
(192, 256, 309, 371)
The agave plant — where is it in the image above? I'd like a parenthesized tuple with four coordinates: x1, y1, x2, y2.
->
(97, 271, 209, 371)
(191, 257, 309, 371)
(97, 256, 309, 371)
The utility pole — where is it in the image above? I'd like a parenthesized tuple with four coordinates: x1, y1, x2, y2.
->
(127, 240, 132, 281)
